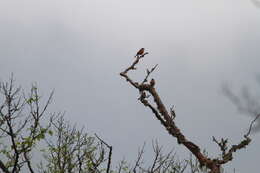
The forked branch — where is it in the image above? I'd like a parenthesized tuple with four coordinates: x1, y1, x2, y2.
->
(120, 51, 257, 173)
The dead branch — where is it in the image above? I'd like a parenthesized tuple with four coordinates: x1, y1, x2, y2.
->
(120, 51, 255, 173)
(215, 114, 260, 164)
(141, 64, 158, 84)
(212, 137, 228, 157)
(245, 113, 260, 137)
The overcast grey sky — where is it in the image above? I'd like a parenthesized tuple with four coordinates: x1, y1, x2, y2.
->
(1, 0, 260, 172)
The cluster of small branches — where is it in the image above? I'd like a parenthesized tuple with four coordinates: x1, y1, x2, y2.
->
(0, 75, 54, 173)
(0, 76, 115, 173)
(116, 141, 209, 173)
(39, 116, 110, 173)
(120, 51, 258, 173)
(0, 76, 211, 173)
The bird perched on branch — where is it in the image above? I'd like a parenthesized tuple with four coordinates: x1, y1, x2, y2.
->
(135, 48, 145, 57)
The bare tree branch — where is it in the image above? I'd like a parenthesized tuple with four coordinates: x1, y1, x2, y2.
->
(132, 143, 145, 173)
(245, 113, 260, 137)
(95, 133, 112, 173)
(120, 51, 255, 173)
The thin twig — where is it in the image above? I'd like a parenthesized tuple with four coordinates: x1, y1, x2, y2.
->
(141, 64, 158, 84)
(133, 143, 145, 173)
(245, 113, 260, 137)
(95, 134, 112, 173)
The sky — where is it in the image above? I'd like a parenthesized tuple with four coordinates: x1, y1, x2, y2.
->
(1, 0, 260, 172)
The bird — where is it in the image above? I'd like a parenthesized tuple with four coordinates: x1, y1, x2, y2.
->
(135, 48, 145, 57)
